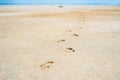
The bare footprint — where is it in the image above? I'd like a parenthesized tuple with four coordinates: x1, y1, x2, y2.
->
(65, 30, 72, 32)
(66, 48, 75, 52)
(46, 61, 54, 64)
(82, 19, 86, 22)
(57, 39, 66, 42)
(73, 34, 79, 36)
(80, 27, 83, 29)
(40, 61, 54, 70)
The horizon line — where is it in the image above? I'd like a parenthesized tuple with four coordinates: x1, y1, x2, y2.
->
(0, 3, 120, 5)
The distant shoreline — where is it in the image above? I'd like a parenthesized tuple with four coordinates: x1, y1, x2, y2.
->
(0, 3, 120, 6)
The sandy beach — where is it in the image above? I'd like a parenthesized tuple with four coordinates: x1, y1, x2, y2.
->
(0, 5, 120, 80)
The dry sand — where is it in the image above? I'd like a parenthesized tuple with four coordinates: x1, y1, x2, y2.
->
(0, 5, 120, 80)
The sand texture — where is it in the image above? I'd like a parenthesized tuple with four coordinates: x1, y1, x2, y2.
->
(0, 6, 120, 80)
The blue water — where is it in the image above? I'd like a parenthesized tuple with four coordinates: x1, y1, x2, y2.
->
(0, 0, 120, 5)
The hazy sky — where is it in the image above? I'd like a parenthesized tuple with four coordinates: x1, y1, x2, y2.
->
(0, 0, 120, 4)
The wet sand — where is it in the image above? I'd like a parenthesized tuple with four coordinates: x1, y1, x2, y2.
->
(0, 5, 120, 80)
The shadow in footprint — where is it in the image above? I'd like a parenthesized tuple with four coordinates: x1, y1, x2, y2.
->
(57, 39, 66, 42)
(73, 34, 79, 36)
(66, 48, 75, 52)
(40, 61, 54, 70)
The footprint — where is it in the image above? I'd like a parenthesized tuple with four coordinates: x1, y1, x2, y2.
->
(46, 61, 54, 64)
(82, 19, 86, 22)
(79, 17, 82, 18)
(77, 13, 86, 25)
(57, 39, 66, 42)
(73, 34, 79, 36)
(77, 21, 84, 25)
(66, 48, 75, 52)
(40, 61, 54, 70)
(80, 27, 83, 29)
(65, 30, 72, 32)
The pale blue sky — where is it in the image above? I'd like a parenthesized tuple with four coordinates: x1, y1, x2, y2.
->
(0, 0, 120, 5)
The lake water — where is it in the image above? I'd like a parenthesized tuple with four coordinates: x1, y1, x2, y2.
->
(0, 0, 120, 5)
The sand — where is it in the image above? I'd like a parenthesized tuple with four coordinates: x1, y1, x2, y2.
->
(0, 5, 120, 80)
